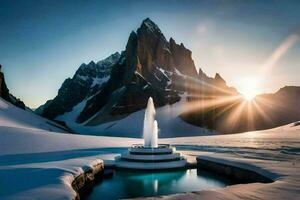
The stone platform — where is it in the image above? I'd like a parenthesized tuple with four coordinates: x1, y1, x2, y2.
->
(115, 144, 187, 170)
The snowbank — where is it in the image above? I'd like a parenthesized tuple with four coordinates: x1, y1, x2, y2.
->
(0, 98, 66, 132)
(0, 98, 140, 199)
(0, 126, 140, 200)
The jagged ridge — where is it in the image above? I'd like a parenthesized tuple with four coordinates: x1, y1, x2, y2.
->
(37, 52, 120, 119)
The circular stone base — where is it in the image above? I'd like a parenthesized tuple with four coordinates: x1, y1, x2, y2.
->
(115, 144, 187, 170)
(115, 157, 187, 170)
(129, 144, 175, 154)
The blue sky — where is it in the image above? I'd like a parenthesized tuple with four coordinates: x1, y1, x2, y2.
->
(1, 0, 300, 108)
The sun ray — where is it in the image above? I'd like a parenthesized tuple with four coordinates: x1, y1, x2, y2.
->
(252, 99, 274, 125)
(223, 100, 247, 131)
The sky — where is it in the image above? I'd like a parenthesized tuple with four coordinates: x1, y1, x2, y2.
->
(1, 0, 300, 108)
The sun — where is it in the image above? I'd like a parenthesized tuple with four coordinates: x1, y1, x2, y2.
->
(238, 77, 261, 101)
(243, 90, 257, 101)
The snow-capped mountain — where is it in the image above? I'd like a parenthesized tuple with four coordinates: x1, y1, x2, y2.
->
(36, 52, 120, 119)
(36, 18, 236, 136)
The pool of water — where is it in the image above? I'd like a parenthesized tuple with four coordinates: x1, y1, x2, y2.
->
(85, 168, 235, 200)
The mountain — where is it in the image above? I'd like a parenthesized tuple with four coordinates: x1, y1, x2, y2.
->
(76, 18, 208, 124)
(37, 52, 120, 119)
(36, 18, 236, 136)
(181, 86, 300, 133)
(0, 65, 25, 109)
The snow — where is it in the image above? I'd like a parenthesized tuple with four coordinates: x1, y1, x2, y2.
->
(156, 67, 172, 87)
(163, 47, 171, 54)
(143, 85, 149, 90)
(53, 53, 118, 116)
(0, 98, 140, 199)
(118, 55, 126, 65)
(56, 99, 88, 125)
(0, 129, 137, 200)
(0, 98, 66, 132)
(58, 93, 212, 137)
(157, 67, 171, 79)
(153, 73, 162, 81)
(91, 76, 110, 87)
(75, 74, 89, 81)
(1, 96, 299, 200)
(143, 19, 161, 33)
(97, 52, 120, 67)
(174, 67, 187, 78)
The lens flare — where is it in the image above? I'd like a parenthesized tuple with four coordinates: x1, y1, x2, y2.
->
(238, 77, 260, 101)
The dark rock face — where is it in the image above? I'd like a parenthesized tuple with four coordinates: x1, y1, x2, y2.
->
(0, 67, 9, 99)
(169, 38, 198, 77)
(38, 53, 120, 119)
(214, 73, 226, 87)
(132, 18, 198, 79)
(0, 65, 25, 109)
(181, 86, 300, 133)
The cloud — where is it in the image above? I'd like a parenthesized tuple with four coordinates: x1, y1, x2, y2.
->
(260, 27, 300, 75)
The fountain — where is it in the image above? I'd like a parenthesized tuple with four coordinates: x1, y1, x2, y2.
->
(143, 97, 158, 148)
(115, 97, 187, 170)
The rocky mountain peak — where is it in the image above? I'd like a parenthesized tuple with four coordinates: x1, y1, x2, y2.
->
(276, 86, 300, 97)
(214, 73, 226, 86)
(88, 60, 96, 65)
(38, 53, 120, 119)
(124, 18, 198, 79)
(169, 37, 175, 44)
(75, 52, 120, 79)
(0, 65, 25, 109)
(140, 18, 162, 34)
(97, 52, 120, 66)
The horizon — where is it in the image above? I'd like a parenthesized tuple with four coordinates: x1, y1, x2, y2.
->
(1, 0, 300, 108)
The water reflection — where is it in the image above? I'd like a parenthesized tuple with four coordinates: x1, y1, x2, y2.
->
(86, 169, 233, 200)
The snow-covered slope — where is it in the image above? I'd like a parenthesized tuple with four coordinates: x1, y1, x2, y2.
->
(56, 94, 212, 137)
(0, 97, 67, 132)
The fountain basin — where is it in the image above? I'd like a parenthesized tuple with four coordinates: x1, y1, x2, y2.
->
(85, 168, 234, 200)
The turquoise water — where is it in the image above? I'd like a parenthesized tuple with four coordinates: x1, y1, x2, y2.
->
(85, 169, 233, 200)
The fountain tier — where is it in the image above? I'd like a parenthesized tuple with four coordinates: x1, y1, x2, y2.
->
(115, 144, 187, 170)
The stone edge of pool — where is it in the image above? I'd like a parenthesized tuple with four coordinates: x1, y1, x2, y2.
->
(71, 155, 279, 200)
(70, 161, 105, 200)
(196, 155, 279, 183)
